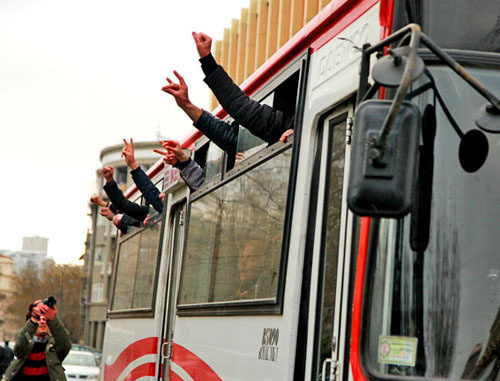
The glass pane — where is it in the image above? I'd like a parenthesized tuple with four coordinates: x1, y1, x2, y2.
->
(362, 67, 500, 379)
(316, 120, 346, 379)
(179, 148, 292, 305)
(132, 221, 161, 308)
(205, 142, 224, 182)
(112, 233, 140, 310)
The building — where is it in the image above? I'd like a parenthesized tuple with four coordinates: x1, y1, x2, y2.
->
(0, 254, 16, 340)
(82, 141, 159, 350)
(4, 236, 53, 274)
(22, 236, 49, 254)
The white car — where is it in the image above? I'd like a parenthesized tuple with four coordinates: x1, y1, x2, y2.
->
(63, 350, 100, 381)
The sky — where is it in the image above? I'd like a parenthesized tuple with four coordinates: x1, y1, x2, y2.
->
(0, 0, 250, 264)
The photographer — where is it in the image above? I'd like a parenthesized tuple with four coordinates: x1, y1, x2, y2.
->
(2, 298, 71, 381)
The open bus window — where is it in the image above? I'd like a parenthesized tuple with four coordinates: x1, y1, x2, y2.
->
(234, 71, 300, 165)
(178, 145, 292, 308)
(110, 219, 162, 312)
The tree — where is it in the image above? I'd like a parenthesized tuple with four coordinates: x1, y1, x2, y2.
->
(6, 263, 85, 343)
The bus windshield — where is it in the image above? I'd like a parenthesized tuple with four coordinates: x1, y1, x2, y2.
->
(362, 66, 500, 380)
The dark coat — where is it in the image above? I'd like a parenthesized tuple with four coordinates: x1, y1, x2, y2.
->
(203, 65, 294, 145)
(130, 167, 163, 213)
(103, 180, 149, 221)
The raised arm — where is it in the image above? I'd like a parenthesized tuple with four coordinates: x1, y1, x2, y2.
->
(193, 32, 293, 144)
(154, 141, 206, 192)
(162, 70, 237, 153)
(102, 165, 149, 221)
(122, 139, 164, 213)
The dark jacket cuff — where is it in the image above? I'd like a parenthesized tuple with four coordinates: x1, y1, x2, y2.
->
(174, 158, 192, 170)
(200, 53, 218, 76)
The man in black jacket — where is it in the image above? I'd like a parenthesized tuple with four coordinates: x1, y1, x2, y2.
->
(161, 32, 293, 157)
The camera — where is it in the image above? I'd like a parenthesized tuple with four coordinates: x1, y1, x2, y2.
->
(43, 296, 57, 309)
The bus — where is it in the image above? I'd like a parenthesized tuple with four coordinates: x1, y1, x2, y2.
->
(100, 0, 500, 380)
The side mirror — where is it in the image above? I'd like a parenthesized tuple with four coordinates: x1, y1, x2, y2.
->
(348, 100, 421, 217)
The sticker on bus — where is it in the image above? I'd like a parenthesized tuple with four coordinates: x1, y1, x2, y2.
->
(378, 335, 418, 367)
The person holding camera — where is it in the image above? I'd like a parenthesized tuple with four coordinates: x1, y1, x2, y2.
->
(2, 298, 71, 381)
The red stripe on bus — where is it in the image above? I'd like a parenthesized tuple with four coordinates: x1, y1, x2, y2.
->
(350, 217, 371, 381)
(171, 342, 222, 381)
(103, 337, 158, 380)
(169, 368, 183, 381)
(22, 366, 48, 376)
(28, 352, 46, 361)
(122, 362, 156, 381)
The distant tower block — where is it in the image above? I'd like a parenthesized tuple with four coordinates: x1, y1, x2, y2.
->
(22, 236, 49, 254)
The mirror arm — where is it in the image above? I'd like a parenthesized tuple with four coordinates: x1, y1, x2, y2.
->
(420, 34, 500, 114)
(371, 24, 422, 163)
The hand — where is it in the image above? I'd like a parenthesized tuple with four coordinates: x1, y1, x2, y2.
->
(159, 192, 165, 202)
(279, 129, 294, 143)
(39, 304, 57, 321)
(31, 300, 43, 322)
(162, 71, 190, 109)
(161, 140, 189, 162)
(192, 32, 212, 58)
(100, 207, 115, 221)
(90, 194, 107, 207)
(154, 148, 178, 166)
(112, 214, 123, 227)
(143, 213, 150, 226)
(121, 138, 139, 170)
(101, 165, 115, 183)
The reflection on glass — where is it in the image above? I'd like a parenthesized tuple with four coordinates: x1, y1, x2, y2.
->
(112, 221, 162, 311)
(316, 121, 346, 378)
(112, 233, 140, 310)
(179, 148, 292, 305)
(362, 67, 500, 379)
(133, 221, 161, 308)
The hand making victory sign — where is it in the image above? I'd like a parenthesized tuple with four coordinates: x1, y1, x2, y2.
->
(121, 138, 139, 170)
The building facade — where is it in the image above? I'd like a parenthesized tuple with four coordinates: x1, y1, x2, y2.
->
(0, 254, 16, 341)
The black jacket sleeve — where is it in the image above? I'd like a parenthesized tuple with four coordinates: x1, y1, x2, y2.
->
(130, 167, 164, 213)
(203, 63, 293, 144)
(103, 180, 149, 221)
(194, 110, 238, 153)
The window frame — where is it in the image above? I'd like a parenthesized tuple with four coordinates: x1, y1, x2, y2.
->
(177, 50, 310, 316)
(108, 177, 167, 319)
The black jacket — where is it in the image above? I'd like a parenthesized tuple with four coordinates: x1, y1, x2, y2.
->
(103, 180, 149, 221)
(130, 167, 163, 213)
(202, 55, 294, 145)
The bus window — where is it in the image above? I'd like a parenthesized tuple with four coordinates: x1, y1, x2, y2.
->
(178, 143, 292, 309)
(110, 218, 162, 313)
(235, 70, 300, 164)
(205, 141, 224, 181)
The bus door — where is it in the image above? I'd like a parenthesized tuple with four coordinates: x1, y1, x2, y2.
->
(159, 203, 186, 380)
(312, 105, 354, 381)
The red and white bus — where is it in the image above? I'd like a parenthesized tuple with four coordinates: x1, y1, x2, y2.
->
(100, 0, 500, 380)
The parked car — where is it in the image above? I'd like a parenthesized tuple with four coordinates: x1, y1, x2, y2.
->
(71, 344, 102, 366)
(63, 350, 100, 381)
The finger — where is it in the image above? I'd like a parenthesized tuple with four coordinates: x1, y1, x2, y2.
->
(173, 70, 185, 86)
(199, 32, 210, 42)
(130, 138, 134, 148)
(166, 77, 173, 84)
(153, 149, 167, 156)
(192, 31, 199, 43)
